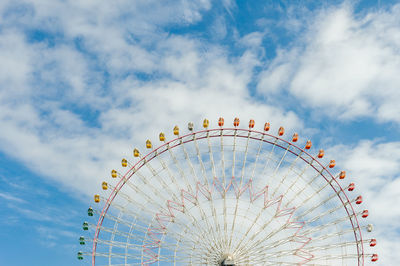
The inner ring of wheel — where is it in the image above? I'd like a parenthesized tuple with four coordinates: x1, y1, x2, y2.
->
(92, 127, 364, 265)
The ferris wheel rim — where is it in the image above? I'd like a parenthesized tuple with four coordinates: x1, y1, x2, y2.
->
(92, 126, 365, 266)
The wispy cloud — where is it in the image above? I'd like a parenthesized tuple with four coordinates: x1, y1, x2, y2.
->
(0, 192, 26, 204)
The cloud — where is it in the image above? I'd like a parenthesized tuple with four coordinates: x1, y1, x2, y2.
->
(0, 30, 34, 96)
(0, 192, 26, 204)
(35, 225, 77, 248)
(211, 15, 228, 40)
(0, 1, 302, 198)
(257, 3, 400, 123)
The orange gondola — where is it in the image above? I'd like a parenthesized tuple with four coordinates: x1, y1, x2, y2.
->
(264, 122, 270, 131)
(249, 119, 255, 129)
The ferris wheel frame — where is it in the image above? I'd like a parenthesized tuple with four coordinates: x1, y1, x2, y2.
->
(90, 125, 367, 266)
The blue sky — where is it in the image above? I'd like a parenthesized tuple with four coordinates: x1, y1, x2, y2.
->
(0, 0, 400, 265)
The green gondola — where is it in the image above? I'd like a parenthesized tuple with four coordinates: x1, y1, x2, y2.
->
(77, 251, 83, 260)
(82, 221, 89, 231)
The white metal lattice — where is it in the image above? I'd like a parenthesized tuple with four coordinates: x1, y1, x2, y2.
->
(79, 119, 378, 266)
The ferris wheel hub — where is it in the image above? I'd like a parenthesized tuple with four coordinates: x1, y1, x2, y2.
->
(219, 254, 235, 265)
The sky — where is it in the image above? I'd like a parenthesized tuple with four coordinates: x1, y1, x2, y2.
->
(0, 0, 399, 265)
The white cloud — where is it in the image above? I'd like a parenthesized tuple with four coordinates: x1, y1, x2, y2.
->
(257, 51, 294, 93)
(0, 192, 26, 203)
(211, 15, 228, 40)
(222, 0, 236, 16)
(239, 32, 265, 48)
(0, 1, 302, 198)
(257, 4, 400, 123)
(0, 30, 33, 96)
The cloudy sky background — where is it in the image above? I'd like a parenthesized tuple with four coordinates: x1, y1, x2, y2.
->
(0, 0, 399, 265)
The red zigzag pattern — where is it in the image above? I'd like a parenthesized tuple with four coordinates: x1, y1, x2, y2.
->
(141, 177, 313, 265)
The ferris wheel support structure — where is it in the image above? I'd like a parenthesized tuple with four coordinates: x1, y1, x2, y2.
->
(78, 118, 378, 265)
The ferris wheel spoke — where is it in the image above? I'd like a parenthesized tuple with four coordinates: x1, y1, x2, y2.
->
(226, 131, 238, 241)
(93, 224, 144, 243)
(123, 214, 140, 265)
(107, 210, 124, 265)
(219, 131, 229, 249)
(94, 259, 145, 265)
(164, 147, 224, 251)
(220, 130, 227, 187)
(179, 136, 225, 249)
(250, 131, 265, 180)
(300, 201, 353, 225)
(179, 133, 200, 185)
(242, 233, 359, 262)
(235, 253, 314, 266)
(146, 217, 216, 255)
(245, 248, 300, 261)
(193, 131, 211, 187)
(152, 149, 217, 240)
(311, 226, 359, 241)
(91, 209, 145, 232)
(283, 167, 324, 208)
(154, 154, 182, 199)
(103, 198, 156, 228)
(260, 138, 279, 177)
(166, 141, 195, 194)
(185, 227, 224, 265)
(309, 252, 362, 261)
(271, 148, 303, 198)
(107, 169, 174, 218)
(300, 215, 352, 236)
(233, 167, 298, 256)
(228, 131, 266, 251)
(105, 182, 167, 218)
(173, 225, 197, 264)
(206, 130, 225, 250)
(141, 156, 182, 204)
(228, 130, 252, 250)
(161, 130, 224, 258)
(304, 240, 361, 252)
(234, 215, 297, 257)
(91, 251, 145, 260)
(150, 151, 213, 256)
(294, 190, 343, 222)
(146, 203, 227, 257)
(163, 238, 219, 263)
(282, 159, 314, 208)
(270, 142, 296, 198)
(124, 161, 224, 251)
(232, 204, 277, 255)
(295, 180, 337, 214)
(230, 138, 288, 251)
(238, 129, 251, 187)
(94, 238, 147, 251)
(130, 166, 177, 207)
(192, 132, 225, 248)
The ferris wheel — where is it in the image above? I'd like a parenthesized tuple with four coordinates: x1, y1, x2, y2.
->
(78, 117, 378, 265)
